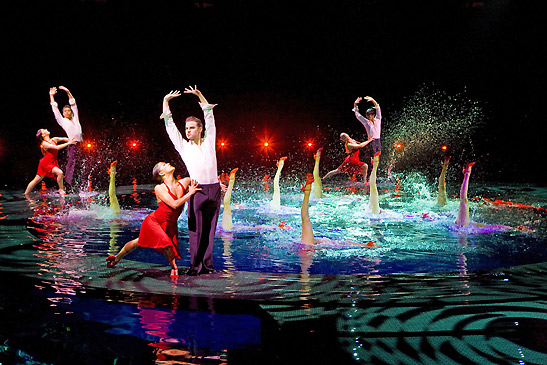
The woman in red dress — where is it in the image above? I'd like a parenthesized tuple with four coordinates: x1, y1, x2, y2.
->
(106, 162, 200, 278)
(322, 133, 374, 184)
(24, 129, 76, 195)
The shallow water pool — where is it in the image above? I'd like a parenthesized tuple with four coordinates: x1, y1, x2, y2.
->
(5, 177, 547, 276)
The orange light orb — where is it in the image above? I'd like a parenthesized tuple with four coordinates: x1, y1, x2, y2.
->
(264, 142, 269, 147)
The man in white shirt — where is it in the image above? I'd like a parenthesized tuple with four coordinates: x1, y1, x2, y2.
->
(353, 96, 382, 155)
(161, 86, 221, 275)
(49, 86, 83, 190)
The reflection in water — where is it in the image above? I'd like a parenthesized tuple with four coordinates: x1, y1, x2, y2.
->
(298, 246, 313, 311)
(457, 235, 471, 296)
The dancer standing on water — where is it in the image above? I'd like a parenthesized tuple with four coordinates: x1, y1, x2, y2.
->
(161, 86, 222, 275)
(24, 129, 76, 195)
(49, 86, 83, 191)
(322, 133, 373, 184)
(353, 96, 382, 156)
(106, 162, 200, 278)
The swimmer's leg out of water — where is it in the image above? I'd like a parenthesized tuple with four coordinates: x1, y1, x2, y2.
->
(301, 174, 315, 245)
(437, 156, 451, 206)
(272, 157, 287, 209)
(455, 162, 475, 227)
(312, 148, 323, 198)
(108, 161, 121, 214)
(221, 168, 238, 231)
(368, 151, 381, 214)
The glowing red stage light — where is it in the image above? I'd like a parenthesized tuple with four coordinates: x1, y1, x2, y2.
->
(264, 142, 269, 147)
(441, 145, 448, 150)
(86, 142, 92, 148)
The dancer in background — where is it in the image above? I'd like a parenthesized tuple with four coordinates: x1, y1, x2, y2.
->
(106, 162, 200, 278)
(24, 129, 76, 195)
(49, 86, 83, 191)
(322, 133, 373, 184)
(161, 86, 222, 275)
(353, 96, 382, 155)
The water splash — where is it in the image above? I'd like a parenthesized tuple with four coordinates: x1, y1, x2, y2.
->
(384, 84, 484, 175)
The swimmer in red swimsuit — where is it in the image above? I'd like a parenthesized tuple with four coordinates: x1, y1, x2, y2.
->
(24, 129, 76, 195)
(322, 133, 374, 184)
(106, 162, 200, 278)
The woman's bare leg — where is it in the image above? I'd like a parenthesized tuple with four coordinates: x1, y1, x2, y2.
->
(51, 167, 65, 195)
(107, 238, 139, 267)
(163, 247, 179, 278)
(24, 175, 45, 194)
(322, 169, 341, 180)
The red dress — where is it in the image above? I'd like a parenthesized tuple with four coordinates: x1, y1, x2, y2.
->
(337, 143, 366, 174)
(137, 182, 185, 258)
(36, 141, 60, 178)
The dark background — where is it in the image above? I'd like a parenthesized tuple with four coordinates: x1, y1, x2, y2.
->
(1, 0, 544, 190)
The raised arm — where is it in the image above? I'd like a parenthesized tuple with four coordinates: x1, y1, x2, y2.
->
(160, 90, 186, 157)
(59, 86, 74, 100)
(184, 85, 217, 140)
(162, 90, 181, 114)
(364, 96, 379, 108)
(154, 179, 201, 209)
(49, 87, 63, 122)
(353, 97, 368, 125)
(184, 85, 208, 104)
